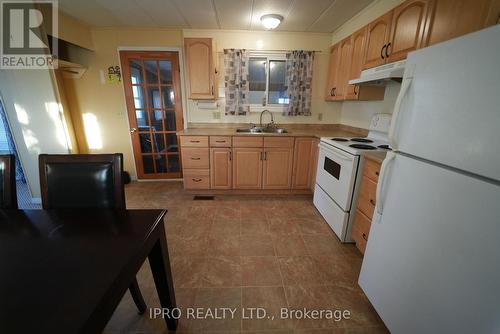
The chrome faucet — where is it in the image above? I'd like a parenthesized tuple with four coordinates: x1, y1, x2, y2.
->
(259, 109, 274, 128)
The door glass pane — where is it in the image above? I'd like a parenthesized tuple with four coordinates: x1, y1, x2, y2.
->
(143, 155, 154, 173)
(139, 134, 153, 153)
(162, 87, 175, 108)
(269, 60, 288, 104)
(156, 155, 168, 173)
(133, 86, 145, 108)
(159, 61, 173, 84)
(147, 87, 162, 109)
(249, 57, 266, 104)
(165, 111, 176, 131)
(129, 59, 143, 84)
(154, 133, 166, 153)
(135, 110, 148, 127)
(144, 60, 158, 84)
(168, 154, 180, 172)
(166, 134, 178, 152)
(150, 110, 163, 131)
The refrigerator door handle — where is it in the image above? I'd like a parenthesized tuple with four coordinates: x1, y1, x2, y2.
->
(389, 76, 413, 149)
(375, 151, 396, 218)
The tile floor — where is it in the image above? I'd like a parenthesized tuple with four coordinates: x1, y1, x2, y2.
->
(104, 181, 388, 334)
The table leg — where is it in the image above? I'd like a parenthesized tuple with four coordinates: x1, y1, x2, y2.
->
(148, 225, 177, 330)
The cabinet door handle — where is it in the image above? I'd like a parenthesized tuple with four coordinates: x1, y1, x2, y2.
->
(354, 85, 359, 96)
(385, 42, 391, 58)
(211, 85, 214, 96)
(229, 150, 232, 161)
(332, 87, 336, 96)
(192, 178, 202, 182)
(381, 44, 387, 59)
(264, 152, 267, 160)
(191, 157, 201, 160)
(362, 233, 368, 241)
(369, 199, 376, 206)
(375, 171, 380, 176)
(330, 88, 334, 96)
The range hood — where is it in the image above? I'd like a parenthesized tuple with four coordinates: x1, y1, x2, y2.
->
(349, 60, 406, 85)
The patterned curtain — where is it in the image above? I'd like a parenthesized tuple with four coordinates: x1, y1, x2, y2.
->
(224, 49, 249, 115)
(284, 51, 314, 116)
(0, 97, 25, 182)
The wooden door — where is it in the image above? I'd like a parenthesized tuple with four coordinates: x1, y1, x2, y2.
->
(346, 26, 367, 100)
(386, 0, 433, 63)
(120, 51, 183, 179)
(292, 137, 316, 189)
(210, 148, 232, 189)
(334, 37, 353, 101)
(263, 148, 293, 189)
(363, 11, 393, 69)
(184, 38, 215, 99)
(232, 148, 263, 189)
(425, 0, 500, 46)
(325, 43, 341, 101)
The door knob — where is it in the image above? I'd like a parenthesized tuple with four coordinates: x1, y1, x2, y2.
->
(130, 128, 137, 133)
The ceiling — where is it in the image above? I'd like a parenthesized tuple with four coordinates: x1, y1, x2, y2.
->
(59, 0, 374, 33)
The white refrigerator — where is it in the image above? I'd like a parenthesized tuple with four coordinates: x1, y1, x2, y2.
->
(359, 25, 500, 334)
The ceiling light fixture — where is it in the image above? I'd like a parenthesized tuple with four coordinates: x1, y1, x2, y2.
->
(261, 14, 283, 30)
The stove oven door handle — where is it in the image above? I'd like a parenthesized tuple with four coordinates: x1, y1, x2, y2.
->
(375, 151, 396, 219)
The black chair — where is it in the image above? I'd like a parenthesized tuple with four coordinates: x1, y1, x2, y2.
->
(0, 154, 18, 209)
(38, 153, 147, 314)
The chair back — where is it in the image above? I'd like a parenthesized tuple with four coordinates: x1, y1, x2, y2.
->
(0, 154, 17, 209)
(39, 154, 125, 209)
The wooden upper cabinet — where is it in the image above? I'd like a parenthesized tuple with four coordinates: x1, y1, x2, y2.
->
(262, 148, 293, 189)
(334, 37, 353, 101)
(425, 0, 500, 47)
(386, 0, 433, 62)
(325, 43, 341, 101)
(346, 27, 367, 99)
(210, 148, 232, 189)
(184, 38, 216, 99)
(232, 148, 263, 189)
(363, 11, 393, 69)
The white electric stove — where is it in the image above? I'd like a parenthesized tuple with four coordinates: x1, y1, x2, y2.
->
(313, 114, 392, 242)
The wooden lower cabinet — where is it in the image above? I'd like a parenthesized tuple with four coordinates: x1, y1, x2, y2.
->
(210, 148, 232, 189)
(292, 137, 318, 190)
(232, 148, 263, 189)
(263, 148, 293, 189)
(352, 157, 382, 255)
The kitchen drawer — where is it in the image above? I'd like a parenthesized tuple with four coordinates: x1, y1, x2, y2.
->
(210, 136, 232, 147)
(233, 136, 263, 147)
(264, 137, 294, 148)
(180, 136, 209, 147)
(364, 158, 381, 182)
(352, 209, 372, 254)
(183, 169, 210, 189)
(181, 148, 209, 168)
(357, 175, 377, 219)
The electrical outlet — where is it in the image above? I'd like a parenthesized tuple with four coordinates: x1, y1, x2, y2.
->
(213, 112, 221, 120)
(318, 113, 323, 121)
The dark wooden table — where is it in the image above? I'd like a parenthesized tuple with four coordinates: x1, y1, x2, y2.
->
(0, 209, 177, 334)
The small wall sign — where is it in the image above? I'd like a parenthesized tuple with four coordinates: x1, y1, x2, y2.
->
(107, 66, 121, 84)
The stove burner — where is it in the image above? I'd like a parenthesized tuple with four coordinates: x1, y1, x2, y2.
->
(378, 144, 392, 150)
(331, 138, 349, 142)
(351, 138, 374, 143)
(349, 144, 377, 150)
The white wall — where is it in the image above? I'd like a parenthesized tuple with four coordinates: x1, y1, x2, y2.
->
(332, 0, 405, 129)
(0, 69, 71, 198)
(183, 29, 342, 125)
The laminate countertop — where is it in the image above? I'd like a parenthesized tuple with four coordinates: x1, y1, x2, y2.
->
(177, 127, 363, 139)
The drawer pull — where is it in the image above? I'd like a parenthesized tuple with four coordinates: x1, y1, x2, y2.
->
(375, 171, 380, 176)
(192, 178, 202, 182)
(190, 140, 200, 143)
(369, 199, 376, 206)
(215, 140, 226, 143)
(191, 157, 201, 160)
(362, 233, 368, 241)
